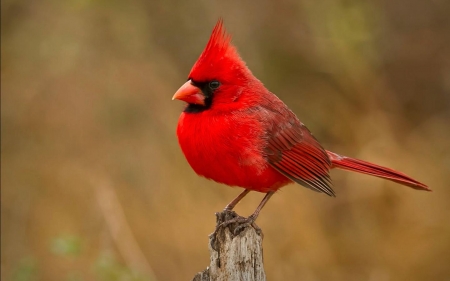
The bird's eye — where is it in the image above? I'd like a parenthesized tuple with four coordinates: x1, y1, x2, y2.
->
(209, 80, 220, 90)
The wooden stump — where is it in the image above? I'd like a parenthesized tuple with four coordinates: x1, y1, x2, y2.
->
(192, 210, 266, 281)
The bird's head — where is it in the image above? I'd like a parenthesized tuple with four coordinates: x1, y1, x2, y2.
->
(172, 19, 255, 113)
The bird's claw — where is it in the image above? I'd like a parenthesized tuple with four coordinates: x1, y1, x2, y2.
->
(225, 215, 260, 236)
(210, 211, 261, 251)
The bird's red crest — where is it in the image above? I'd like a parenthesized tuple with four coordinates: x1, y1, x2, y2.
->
(189, 19, 250, 83)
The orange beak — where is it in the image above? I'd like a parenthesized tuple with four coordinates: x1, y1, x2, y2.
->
(172, 80, 205, 106)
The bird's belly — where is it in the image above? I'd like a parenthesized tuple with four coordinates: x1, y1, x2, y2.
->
(177, 113, 291, 192)
(191, 154, 291, 192)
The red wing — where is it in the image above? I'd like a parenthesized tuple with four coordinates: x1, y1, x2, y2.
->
(265, 118, 335, 197)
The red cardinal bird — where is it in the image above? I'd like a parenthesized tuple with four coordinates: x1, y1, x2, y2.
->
(173, 20, 429, 225)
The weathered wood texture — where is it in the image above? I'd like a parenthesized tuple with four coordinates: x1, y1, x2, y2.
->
(192, 211, 266, 281)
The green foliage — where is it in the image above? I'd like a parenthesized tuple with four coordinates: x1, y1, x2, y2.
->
(12, 257, 38, 281)
(51, 235, 83, 257)
(12, 236, 153, 281)
(94, 252, 151, 281)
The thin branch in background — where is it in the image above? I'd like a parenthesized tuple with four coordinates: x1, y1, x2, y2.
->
(93, 178, 158, 281)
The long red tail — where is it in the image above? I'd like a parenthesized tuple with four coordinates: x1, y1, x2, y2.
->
(326, 151, 430, 191)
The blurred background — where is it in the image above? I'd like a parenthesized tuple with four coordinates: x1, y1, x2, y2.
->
(2, 0, 450, 280)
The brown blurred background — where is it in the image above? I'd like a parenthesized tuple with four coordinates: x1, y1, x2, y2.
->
(2, 0, 450, 280)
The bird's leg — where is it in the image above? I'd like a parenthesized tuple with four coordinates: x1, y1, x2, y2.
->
(231, 191, 275, 234)
(215, 191, 275, 236)
(224, 189, 251, 211)
(211, 191, 275, 250)
(250, 191, 274, 220)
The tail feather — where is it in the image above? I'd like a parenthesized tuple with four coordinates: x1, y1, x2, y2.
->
(326, 151, 430, 191)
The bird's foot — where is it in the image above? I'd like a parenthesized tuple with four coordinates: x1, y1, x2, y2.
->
(210, 210, 262, 251)
(224, 214, 260, 235)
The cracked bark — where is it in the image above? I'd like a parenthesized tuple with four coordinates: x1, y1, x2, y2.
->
(192, 211, 266, 281)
